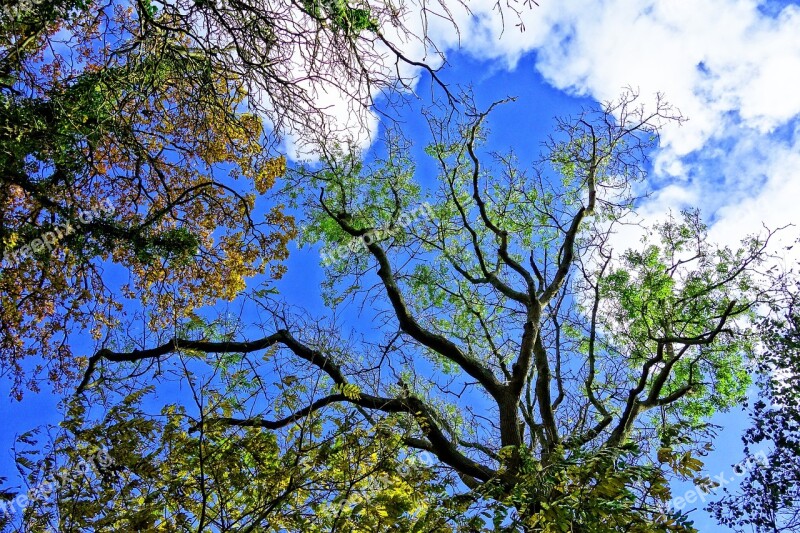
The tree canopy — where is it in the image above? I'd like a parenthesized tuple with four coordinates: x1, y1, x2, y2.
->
(0, 0, 463, 397)
(3, 91, 780, 532)
(1, 1, 797, 532)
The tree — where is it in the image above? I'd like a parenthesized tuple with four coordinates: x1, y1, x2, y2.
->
(0, 0, 477, 397)
(709, 277, 800, 532)
(64, 91, 781, 531)
(0, 0, 297, 398)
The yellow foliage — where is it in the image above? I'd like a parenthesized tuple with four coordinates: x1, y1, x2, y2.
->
(335, 383, 362, 400)
(256, 156, 287, 194)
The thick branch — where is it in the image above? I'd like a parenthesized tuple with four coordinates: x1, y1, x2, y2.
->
(539, 206, 586, 305)
(319, 202, 504, 399)
(79, 330, 497, 483)
(532, 332, 559, 446)
(77, 329, 346, 393)
(606, 300, 737, 446)
(204, 393, 497, 483)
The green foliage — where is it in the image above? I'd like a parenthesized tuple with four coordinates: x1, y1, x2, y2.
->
(599, 210, 760, 422)
(302, 0, 378, 34)
(468, 444, 697, 533)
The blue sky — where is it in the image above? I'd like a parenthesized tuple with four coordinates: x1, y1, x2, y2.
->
(4, 0, 800, 530)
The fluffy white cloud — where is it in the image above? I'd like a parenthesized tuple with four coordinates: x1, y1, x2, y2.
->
(708, 125, 800, 247)
(437, 0, 800, 152)
(417, 0, 800, 249)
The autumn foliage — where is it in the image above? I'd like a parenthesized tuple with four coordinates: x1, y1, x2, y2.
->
(0, 0, 294, 397)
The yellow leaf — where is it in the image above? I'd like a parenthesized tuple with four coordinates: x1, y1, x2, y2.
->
(255, 156, 286, 194)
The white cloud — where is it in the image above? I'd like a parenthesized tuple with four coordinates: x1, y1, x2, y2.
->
(708, 127, 800, 246)
(415, 0, 800, 250)
(279, 83, 381, 161)
(448, 0, 800, 155)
